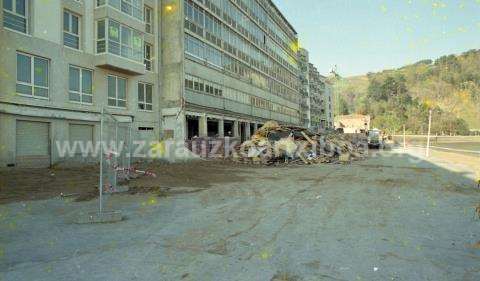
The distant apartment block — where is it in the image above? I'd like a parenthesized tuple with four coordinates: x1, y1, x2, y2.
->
(298, 48, 334, 131)
(319, 74, 334, 129)
(298, 48, 311, 128)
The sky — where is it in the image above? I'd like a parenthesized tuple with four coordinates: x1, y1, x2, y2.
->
(273, 0, 480, 77)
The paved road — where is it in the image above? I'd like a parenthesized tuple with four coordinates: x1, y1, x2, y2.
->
(1, 149, 480, 281)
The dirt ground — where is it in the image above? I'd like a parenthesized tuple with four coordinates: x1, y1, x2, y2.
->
(0, 161, 249, 204)
(1, 148, 480, 281)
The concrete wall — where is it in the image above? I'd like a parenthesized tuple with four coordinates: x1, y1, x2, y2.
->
(157, 0, 202, 162)
(160, 0, 186, 143)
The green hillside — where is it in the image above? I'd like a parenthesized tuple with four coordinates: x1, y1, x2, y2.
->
(332, 49, 480, 135)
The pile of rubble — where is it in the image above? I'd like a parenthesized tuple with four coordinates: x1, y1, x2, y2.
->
(233, 121, 367, 165)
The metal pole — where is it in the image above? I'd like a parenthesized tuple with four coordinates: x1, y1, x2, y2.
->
(403, 125, 406, 150)
(426, 109, 432, 157)
(127, 124, 132, 178)
(99, 107, 104, 214)
(114, 121, 118, 189)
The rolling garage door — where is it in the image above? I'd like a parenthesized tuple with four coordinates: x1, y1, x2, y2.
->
(69, 124, 94, 163)
(16, 121, 50, 168)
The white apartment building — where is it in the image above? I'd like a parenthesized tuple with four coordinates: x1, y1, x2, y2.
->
(0, 0, 160, 167)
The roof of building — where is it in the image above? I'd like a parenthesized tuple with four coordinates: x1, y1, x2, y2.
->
(267, 0, 298, 35)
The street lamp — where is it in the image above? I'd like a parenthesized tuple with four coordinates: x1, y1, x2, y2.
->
(426, 109, 433, 157)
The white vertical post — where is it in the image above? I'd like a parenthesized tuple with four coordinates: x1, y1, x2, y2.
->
(127, 124, 132, 178)
(233, 120, 239, 138)
(99, 107, 104, 214)
(114, 121, 118, 188)
(403, 125, 406, 150)
(426, 109, 432, 157)
(218, 119, 224, 137)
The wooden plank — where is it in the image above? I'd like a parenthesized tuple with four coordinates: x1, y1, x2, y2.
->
(301, 131, 316, 146)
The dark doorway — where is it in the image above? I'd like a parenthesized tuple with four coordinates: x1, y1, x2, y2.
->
(240, 122, 247, 142)
(207, 119, 219, 137)
(187, 115, 199, 140)
(224, 121, 234, 137)
(250, 123, 255, 135)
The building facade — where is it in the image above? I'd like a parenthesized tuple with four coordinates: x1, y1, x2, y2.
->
(0, 0, 308, 166)
(308, 63, 324, 130)
(161, 0, 301, 145)
(320, 74, 334, 129)
(0, 0, 161, 167)
(298, 48, 311, 128)
(335, 114, 371, 134)
(298, 48, 334, 132)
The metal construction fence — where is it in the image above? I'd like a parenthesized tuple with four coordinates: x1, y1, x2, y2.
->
(99, 108, 132, 212)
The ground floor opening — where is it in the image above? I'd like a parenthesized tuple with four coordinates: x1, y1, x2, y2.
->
(187, 116, 200, 140)
(207, 118, 219, 138)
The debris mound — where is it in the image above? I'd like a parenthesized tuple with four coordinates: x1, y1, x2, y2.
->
(234, 121, 367, 165)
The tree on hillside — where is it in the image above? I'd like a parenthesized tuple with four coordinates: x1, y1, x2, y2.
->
(333, 49, 479, 132)
(367, 79, 386, 101)
(414, 59, 433, 66)
(337, 97, 350, 115)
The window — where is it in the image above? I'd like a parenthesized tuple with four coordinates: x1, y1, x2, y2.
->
(193, 76, 200, 91)
(184, 0, 204, 37)
(184, 74, 194, 90)
(205, 45, 221, 67)
(96, 19, 144, 63)
(138, 82, 152, 111)
(99, 0, 143, 21)
(96, 20, 106, 53)
(63, 11, 80, 49)
(205, 13, 221, 47)
(3, 0, 28, 33)
(144, 43, 153, 71)
(205, 83, 213, 95)
(185, 34, 205, 59)
(144, 6, 153, 34)
(106, 20, 120, 54)
(16, 53, 49, 98)
(107, 75, 127, 108)
(69, 66, 92, 104)
(185, 74, 223, 97)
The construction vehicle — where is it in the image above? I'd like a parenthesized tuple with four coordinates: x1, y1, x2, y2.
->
(367, 128, 383, 149)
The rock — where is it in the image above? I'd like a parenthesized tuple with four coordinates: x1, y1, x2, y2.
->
(73, 211, 123, 224)
(339, 153, 351, 163)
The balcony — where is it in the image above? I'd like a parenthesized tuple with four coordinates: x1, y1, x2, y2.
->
(95, 54, 146, 75)
(96, 0, 144, 22)
(94, 2, 146, 35)
(94, 18, 146, 75)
